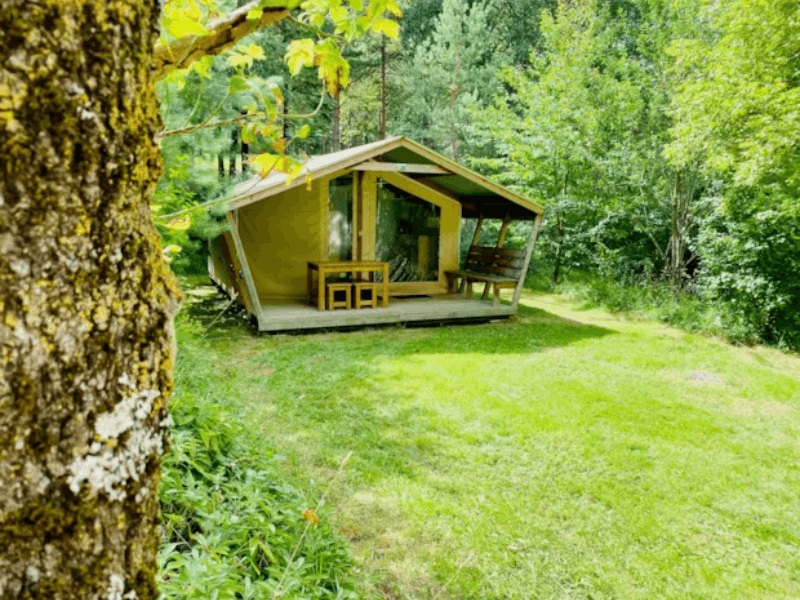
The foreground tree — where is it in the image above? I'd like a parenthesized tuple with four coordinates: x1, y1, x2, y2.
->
(0, 1, 178, 597)
(0, 0, 399, 597)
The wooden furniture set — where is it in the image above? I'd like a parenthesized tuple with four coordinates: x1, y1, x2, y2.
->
(308, 212, 532, 311)
(307, 260, 389, 311)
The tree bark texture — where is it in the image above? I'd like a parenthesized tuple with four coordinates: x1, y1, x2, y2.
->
(0, 2, 179, 598)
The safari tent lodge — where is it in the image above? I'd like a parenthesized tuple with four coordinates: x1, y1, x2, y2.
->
(208, 137, 544, 332)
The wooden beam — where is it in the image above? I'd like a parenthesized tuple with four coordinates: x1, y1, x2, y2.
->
(496, 212, 511, 248)
(470, 215, 484, 247)
(481, 212, 511, 300)
(225, 210, 263, 323)
(154, 2, 290, 81)
(511, 212, 543, 309)
(379, 171, 462, 208)
(352, 161, 451, 175)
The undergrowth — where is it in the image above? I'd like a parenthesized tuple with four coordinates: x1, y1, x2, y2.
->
(559, 275, 780, 347)
(158, 319, 358, 600)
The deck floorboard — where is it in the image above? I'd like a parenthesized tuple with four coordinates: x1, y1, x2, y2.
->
(257, 294, 514, 332)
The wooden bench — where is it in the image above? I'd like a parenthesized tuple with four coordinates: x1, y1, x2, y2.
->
(445, 245, 527, 304)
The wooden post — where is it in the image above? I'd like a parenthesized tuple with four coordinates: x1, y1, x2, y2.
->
(511, 212, 543, 309)
(225, 210, 263, 324)
(470, 215, 484, 247)
(352, 172, 360, 263)
(460, 215, 484, 294)
(497, 211, 511, 248)
(482, 212, 511, 300)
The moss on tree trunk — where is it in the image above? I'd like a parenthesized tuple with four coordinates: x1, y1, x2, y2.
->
(0, 1, 179, 598)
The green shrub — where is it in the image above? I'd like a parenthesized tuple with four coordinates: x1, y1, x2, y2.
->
(158, 322, 358, 600)
(569, 275, 726, 339)
(696, 194, 800, 351)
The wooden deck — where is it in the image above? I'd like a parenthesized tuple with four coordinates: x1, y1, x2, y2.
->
(256, 294, 515, 332)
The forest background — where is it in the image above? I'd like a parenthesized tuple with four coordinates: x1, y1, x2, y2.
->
(157, 0, 800, 351)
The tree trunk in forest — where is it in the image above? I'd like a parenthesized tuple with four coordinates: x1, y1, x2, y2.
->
(331, 70, 341, 152)
(282, 93, 289, 141)
(0, 2, 179, 599)
(449, 51, 461, 161)
(229, 128, 239, 177)
(239, 114, 249, 173)
(552, 174, 568, 283)
(663, 169, 695, 290)
(380, 40, 387, 139)
(552, 212, 563, 284)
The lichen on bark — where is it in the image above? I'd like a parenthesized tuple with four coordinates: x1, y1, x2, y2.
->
(0, 1, 180, 598)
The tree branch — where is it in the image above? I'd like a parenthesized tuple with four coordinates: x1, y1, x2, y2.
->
(157, 84, 326, 139)
(154, 1, 291, 81)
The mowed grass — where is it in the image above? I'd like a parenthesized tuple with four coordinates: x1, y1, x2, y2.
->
(176, 287, 800, 599)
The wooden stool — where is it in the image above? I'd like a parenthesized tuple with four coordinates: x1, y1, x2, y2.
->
(353, 282, 378, 309)
(326, 282, 351, 310)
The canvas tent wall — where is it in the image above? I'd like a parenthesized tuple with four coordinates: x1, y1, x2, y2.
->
(208, 137, 545, 315)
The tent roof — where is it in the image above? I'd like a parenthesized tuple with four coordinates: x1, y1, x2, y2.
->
(228, 136, 544, 220)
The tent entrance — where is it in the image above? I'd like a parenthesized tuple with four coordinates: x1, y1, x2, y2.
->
(375, 179, 441, 283)
(327, 174, 354, 263)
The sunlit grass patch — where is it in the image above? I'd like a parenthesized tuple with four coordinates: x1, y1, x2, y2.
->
(175, 284, 800, 599)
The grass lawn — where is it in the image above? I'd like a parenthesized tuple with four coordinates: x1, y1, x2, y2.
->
(176, 284, 800, 599)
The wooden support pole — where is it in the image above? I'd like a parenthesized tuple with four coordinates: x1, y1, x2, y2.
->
(511, 212, 543, 309)
(497, 211, 511, 248)
(483, 212, 511, 300)
(471, 215, 484, 247)
(226, 210, 263, 324)
(352, 162, 450, 175)
(461, 214, 484, 295)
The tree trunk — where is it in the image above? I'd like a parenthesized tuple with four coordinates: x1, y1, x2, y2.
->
(331, 70, 341, 152)
(553, 212, 563, 284)
(663, 169, 693, 290)
(218, 154, 226, 179)
(240, 115, 249, 173)
(0, 2, 179, 598)
(229, 127, 238, 177)
(380, 40, 387, 139)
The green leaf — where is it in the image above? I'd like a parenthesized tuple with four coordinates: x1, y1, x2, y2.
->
(229, 75, 251, 94)
(244, 44, 266, 60)
(285, 39, 316, 76)
(166, 17, 209, 39)
(250, 153, 280, 175)
(227, 53, 253, 68)
(372, 18, 399, 38)
(296, 124, 311, 139)
(330, 6, 348, 22)
(348, 0, 363, 10)
(191, 55, 215, 79)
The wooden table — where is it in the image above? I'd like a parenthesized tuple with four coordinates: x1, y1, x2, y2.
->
(307, 260, 389, 310)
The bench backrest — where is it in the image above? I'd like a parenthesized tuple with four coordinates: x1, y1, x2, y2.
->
(463, 245, 496, 274)
(464, 245, 527, 280)
(490, 248, 527, 280)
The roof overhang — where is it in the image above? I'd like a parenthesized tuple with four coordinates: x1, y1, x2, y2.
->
(227, 136, 544, 220)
